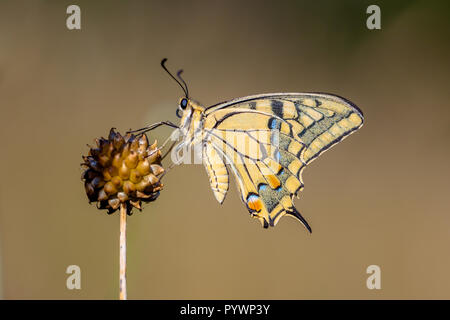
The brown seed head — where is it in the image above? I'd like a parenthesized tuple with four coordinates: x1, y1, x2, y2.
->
(81, 128, 164, 214)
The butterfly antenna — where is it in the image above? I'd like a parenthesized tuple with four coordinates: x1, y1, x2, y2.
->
(176, 69, 189, 99)
(161, 58, 188, 98)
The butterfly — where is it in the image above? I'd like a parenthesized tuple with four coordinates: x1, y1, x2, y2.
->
(138, 59, 364, 231)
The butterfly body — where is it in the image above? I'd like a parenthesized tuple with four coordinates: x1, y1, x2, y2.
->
(173, 93, 364, 231)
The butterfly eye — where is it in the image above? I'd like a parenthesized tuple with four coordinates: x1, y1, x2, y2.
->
(180, 98, 188, 109)
(176, 108, 183, 118)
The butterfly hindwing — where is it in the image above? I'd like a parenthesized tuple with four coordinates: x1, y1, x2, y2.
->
(205, 127, 310, 229)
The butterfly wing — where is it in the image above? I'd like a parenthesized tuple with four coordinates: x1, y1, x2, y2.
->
(202, 93, 364, 229)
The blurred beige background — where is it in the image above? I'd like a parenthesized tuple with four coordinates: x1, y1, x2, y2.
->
(0, 0, 449, 299)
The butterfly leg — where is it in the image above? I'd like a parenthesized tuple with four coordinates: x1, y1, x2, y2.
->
(127, 121, 179, 135)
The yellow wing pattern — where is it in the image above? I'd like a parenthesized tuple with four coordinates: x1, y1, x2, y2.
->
(202, 93, 364, 230)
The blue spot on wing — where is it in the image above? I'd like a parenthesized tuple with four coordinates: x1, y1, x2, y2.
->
(268, 118, 281, 130)
(275, 150, 281, 162)
(258, 184, 268, 192)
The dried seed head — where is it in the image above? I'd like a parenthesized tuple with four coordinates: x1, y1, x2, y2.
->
(81, 128, 164, 215)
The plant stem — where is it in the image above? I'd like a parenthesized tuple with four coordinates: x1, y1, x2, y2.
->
(119, 203, 127, 300)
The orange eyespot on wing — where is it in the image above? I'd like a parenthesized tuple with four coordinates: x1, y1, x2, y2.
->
(246, 193, 263, 213)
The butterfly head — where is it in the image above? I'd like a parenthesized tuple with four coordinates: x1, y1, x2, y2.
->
(176, 97, 189, 118)
(161, 59, 205, 122)
(177, 97, 204, 118)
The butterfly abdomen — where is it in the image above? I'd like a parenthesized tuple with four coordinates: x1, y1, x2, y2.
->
(202, 142, 229, 204)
